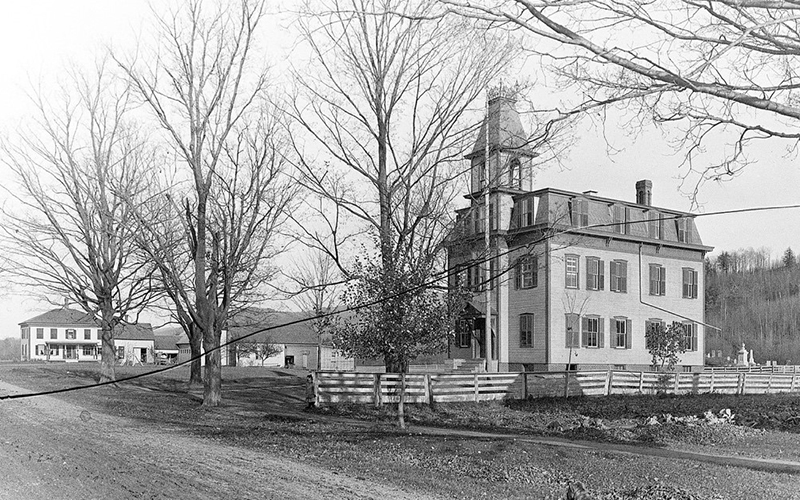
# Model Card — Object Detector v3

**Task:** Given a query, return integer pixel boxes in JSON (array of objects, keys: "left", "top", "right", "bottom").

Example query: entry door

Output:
[{"left": 140, "top": 348, "right": 147, "bottom": 363}]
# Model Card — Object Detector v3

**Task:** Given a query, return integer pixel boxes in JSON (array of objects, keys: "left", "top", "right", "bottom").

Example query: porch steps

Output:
[{"left": 448, "top": 358, "right": 485, "bottom": 373}]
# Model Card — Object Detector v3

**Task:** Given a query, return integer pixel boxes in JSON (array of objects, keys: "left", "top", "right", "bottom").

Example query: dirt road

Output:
[{"left": 0, "top": 381, "right": 434, "bottom": 500}]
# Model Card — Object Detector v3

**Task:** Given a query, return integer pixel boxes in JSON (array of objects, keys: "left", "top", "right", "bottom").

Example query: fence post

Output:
[
  {"left": 710, "top": 372, "right": 715, "bottom": 394},
  {"left": 374, "top": 373, "right": 382, "bottom": 407},
  {"left": 425, "top": 374, "right": 433, "bottom": 405},
  {"left": 638, "top": 371, "right": 644, "bottom": 393},
  {"left": 768, "top": 374, "right": 773, "bottom": 394},
  {"left": 605, "top": 370, "right": 613, "bottom": 396},
  {"left": 523, "top": 372, "right": 528, "bottom": 400},
  {"left": 738, "top": 373, "right": 745, "bottom": 395},
  {"left": 474, "top": 373, "right": 479, "bottom": 402},
  {"left": 673, "top": 373, "right": 679, "bottom": 394},
  {"left": 314, "top": 372, "right": 320, "bottom": 405}
]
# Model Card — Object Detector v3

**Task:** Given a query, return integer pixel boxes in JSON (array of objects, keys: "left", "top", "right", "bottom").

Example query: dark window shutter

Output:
[
  {"left": 620, "top": 262, "right": 627, "bottom": 293},
  {"left": 598, "top": 318, "right": 605, "bottom": 348},
  {"left": 692, "top": 270, "right": 698, "bottom": 299},
  {"left": 659, "top": 267, "right": 666, "bottom": 296},
  {"left": 514, "top": 260, "right": 520, "bottom": 290},
  {"left": 585, "top": 257, "right": 591, "bottom": 289},
  {"left": 565, "top": 314, "right": 573, "bottom": 348},
  {"left": 649, "top": 265, "right": 657, "bottom": 295},
  {"left": 581, "top": 317, "right": 589, "bottom": 347},
  {"left": 598, "top": 260, "right": 605, "bottom": 290},
  {"left": 625, "top": 319, "right": 632, "bottom": 349},
  {"left": 610, "top": 261, "right": 617, "bottom": 291},
  {"left": 532, "top": 257, "right": 538, "bottom": 287},
  {"left": 570, "top": 200, "right": 577, "bottom": 226}
]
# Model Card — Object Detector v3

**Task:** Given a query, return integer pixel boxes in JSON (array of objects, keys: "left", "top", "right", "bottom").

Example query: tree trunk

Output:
[
  {"left": 202, "top": 326, "right": 222, "bottom": 406},
  {"left": 98, "top": 308, "right": 116, "bottom": 383},
  {"left": 188, "top": 324, "right": 203, "bottom": 387},
  {"left": 99, "top": 327, "right": 116, "bottom": 383},
  {"left": 398, "top": 371, "right": 406, "bottom": 430}
]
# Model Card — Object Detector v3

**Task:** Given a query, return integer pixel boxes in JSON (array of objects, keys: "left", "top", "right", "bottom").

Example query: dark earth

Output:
[{"left": 1, "top": 364, "right": 799, "bottom": 499}]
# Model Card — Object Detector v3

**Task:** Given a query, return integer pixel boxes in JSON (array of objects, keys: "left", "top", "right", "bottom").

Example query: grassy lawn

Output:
[{"left": 2, "top": 363, "right": 799, "bottom": 499}]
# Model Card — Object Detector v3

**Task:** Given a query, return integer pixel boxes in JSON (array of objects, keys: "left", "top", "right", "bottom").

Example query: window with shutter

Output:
[
  {"left": 610, "top": 260, "right": 628, "bottom": 293},
  {"left": 516, "top": 256, "right": 538, "bottom": 289},
  {"left": 565, "top": 313, "right": 580, "bottom": 348},
  {"left": 585, "top": 257, "right": 604, "bottom": 291},
  {"left": 682, "top": 268, "right": 698, "bottom": 299},
  {"left": 682, "top": 322, "right": 698, "bottom": 351},
  {"left": 614, "top": 318, "right": 628, "bottom": 348},
  {"left": 613, "top": 205, "right": 627, "bottom": 234},
  {"left": 520, "top": 314, "right": 534, "bottom": 348},
  {"left": 583, "top": 316, "right": 601, "bottom": 347},
  {"left": 565, "top": 255, "right": 579, "bottom": 289},
  {"left": 570, "top": 198, "right": 589, "bottom": 227},
  {"left": 649, "top": 264, "right": 666, "bottom": 296},
  {"left": 676, "top": 217, "right": 691, "bottom": 243},
  {"left": 648, "top": 211, "right": 663, "bottom": 239}
]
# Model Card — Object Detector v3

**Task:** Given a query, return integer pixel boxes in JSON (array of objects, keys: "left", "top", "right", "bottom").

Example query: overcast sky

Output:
[{"left": 0, "top": 1, "right": 796, "bottom": 338}]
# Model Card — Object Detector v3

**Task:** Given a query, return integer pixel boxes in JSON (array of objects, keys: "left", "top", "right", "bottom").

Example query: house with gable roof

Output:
[{"left": 19, "top": 307, "right": 154, "bottom": 363}]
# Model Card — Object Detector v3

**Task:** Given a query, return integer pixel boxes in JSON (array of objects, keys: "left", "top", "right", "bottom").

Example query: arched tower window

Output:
[{"left": 509, "top": 157, "right": 521, "bottom": 188}]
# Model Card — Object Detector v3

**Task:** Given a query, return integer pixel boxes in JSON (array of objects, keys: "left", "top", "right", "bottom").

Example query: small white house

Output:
[{"left": 19, "top": 308, "right": 154, "bottom": 363}]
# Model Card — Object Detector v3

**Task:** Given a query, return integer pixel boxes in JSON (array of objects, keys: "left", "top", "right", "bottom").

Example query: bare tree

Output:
[
  {"left": 445, "top": 0, "right": 800, "bottom": 198},
  {"left": 237, "top": 337, "right": 281, "bottom": 367},
  {"left": 117, "top": 0, "right": 294, "bottom": 406},
  {"left": 287, "top": 0, "right": 519, "bottom": 373},
  {"left": 0, "top": 63, "right": 159, "bottom": 382},
  {"left": 285, "top": 251, "right": 342, "bottom": 369}
]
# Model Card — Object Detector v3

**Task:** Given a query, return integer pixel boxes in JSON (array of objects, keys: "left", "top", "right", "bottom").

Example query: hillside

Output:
[{"left": 705, "top": 248, "right": 800, "bottom": 364}]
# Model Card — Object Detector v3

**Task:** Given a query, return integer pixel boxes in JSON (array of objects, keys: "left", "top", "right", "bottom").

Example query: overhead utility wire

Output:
[{"left": 3, "top": 202, "right": 800, "bottom": 401}]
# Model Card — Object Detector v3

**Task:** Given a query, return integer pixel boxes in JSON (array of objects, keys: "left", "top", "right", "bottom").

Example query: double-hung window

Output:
[
  {"left": 581, "top": 316, "right": 604, "bottom": 348},
  {"left": 516, "top": 256, "right": 538, "bottom": 289},
  {"left": 519, "top": 314, "right": 534, "bottom": 348},
  {"left": 457, "top": 320, "right": 472, "bottom": 348},
  {"left": 66, "top": 329, "right": 76, "bottom": 340},
  {"left": 36, "top": 328, "right": 44, "bottom": 339},
  {"left": 50, "top": 328, "right": 57, "bottom": 340},
  {"left": 649, "top": 264, "right": 666, "bottom": 296},
  {"left": 84, "top": 329, "right": 92, "bottom": 340},
  {"left": 518, "top": 197, "right": 535, "bottom": 227},
  {"left": 610, "top": 260, "right": 628, "bottom": 293},
  {"left": 614, "top": 317, "right": 632, "bottom": 349},
  {"left": 613, "top": 205, "right": 628, "bottom": 234},
  {"left": 676, "top": 217, "right": 691, "bottom": 243},
  {"left": 565, "top": 255, "right": 579, "bottom": 289},
  {"left": 586, "top": 257, "right": 604, "bottom": 291},
  {"left": 682, "top": 322, "right": 698, "bottom": 351},
  {"left": 570, "top": 198, "right": 589, "bottom": 227},
  {"left": 648, "top": 211, "right": 663, "bottom": 240},
  {"left": 682, "top": 268, "right": 698, "bottom": 299}
]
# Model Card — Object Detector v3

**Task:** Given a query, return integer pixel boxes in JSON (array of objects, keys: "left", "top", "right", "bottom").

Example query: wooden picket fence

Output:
[{"left": 314, "top": 370, "right": 800, "bottom": 405}]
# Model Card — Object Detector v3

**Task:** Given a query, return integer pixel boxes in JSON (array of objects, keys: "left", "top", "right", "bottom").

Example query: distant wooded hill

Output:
[{"left": 705, "top": 247, "right": 800, "bottom": 364}]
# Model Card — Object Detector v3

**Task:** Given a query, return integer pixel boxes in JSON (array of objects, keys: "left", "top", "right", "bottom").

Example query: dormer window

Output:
[
  {"left": 518, "top": 197, "right": 535, "bottom": 227},
  {"left": 570, "top": 198, "right": 589, "bottom": 227},
  {"left": 613, "top": 205, "right": 628, "bottom": 234},
  {"left": 676, "top": 217, "right": 691, "bottom": 243},
  {"left": 648, "top": 210, "right": 663, "bottom": 239}
]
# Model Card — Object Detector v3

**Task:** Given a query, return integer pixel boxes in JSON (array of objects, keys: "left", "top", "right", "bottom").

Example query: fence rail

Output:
[
  {"left": 705, "top": 365, "right": 800, "bottom": 373},
  {"left": 314, "top": 370, "right": 800, "bottom": 405}
]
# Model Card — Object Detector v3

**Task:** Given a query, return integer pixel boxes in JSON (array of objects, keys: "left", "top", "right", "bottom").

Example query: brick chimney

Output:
[{"left": 635, "top": 179, "right": 652, "bottom": 206}]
